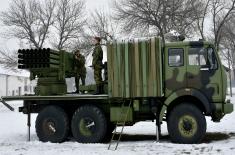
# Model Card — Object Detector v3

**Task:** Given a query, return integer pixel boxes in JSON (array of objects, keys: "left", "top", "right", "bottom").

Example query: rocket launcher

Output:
[{"left": 18, "top": 48, "right": 75, "bottom": 95}]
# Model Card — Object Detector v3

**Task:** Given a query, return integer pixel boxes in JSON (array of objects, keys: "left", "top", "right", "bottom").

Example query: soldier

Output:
[
  {"left": 74, "top": 49, "right": 86, "bottom": 93},
  {"left": 92, "top": 37, "right": 103, "bottom": 94}
]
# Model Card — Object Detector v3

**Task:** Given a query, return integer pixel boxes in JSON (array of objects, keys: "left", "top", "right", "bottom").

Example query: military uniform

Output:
[
  {"left": 92, "top": 44, "right": 103, "bottom": 84},
  {"left": 92, "top": 43, "right": 103, "bottom": 94},
  {"left": 74, "top": 53, "right": 86, "bottom": 93}
]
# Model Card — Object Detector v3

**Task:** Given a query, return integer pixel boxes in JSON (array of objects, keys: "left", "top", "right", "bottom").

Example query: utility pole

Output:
[
  {"left": 228, "top": 49, "right": 232, "bottom": 97},
  {"left": 6, "top": 75, "right": 10, "bottom": 96}
]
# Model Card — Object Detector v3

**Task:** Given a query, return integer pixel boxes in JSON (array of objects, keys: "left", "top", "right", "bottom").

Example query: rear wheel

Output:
[
  {"left": 167, "top": 103, "right": 206, "bottom": 144},
  {"left": 71, "top": 105, "right": 107, "bottom": 143},
  {"left": 35, "top": 106, "right": 69, "bottom": 143}
]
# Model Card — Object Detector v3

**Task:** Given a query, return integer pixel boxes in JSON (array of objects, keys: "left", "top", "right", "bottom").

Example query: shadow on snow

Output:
[{"left": 109, "top": 132, "right": 235, "bottom": 143}]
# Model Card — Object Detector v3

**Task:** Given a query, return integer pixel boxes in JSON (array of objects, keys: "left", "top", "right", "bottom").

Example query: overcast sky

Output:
[{"left": 0, "top": 0, "right": 111, "bottom": 51}]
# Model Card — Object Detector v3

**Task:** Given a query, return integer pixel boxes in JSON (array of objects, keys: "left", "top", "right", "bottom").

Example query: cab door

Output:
[
  {"left": 165, "top": 46, "right": 187, "bottom": 97},
  {"left": 186, "top": 45, "right": 222, "bottom": 102}
]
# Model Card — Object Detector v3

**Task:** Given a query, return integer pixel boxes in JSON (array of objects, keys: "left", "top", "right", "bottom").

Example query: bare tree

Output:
[
  {"left": 1, "top": 0, "right": 85, "bottom": 51},
  {"left": 70, "top": 37, "right": 93, "bottom": 56},
  {"left": 1, "top": 0, "right": 56, "bottom": 49},
  {"left": 35, "top": 0, "right": 56, "bottom": 48},
  {"left": 0, "top": 50, "right": 18, "bottom": 70},
  {"left": 193, "top": 0, "right": 211, "bottom": 40},
  {"left": 220, "top": 19, "right": 235, "bottom": 96},
  {"left": 88, "top": 9, "right": 117, "bottom": 41},
  {"left": 70, "top": 9, "right": 118, "bottom": 57},
  {"left": 113, "top": 0, "right": 203, "bottom": 44},
  {"left": 52, "top": 0, "right": 86, "bottom": 50},
  {"left": 0, "top": 0, "right": 87, "bottom": 69},
  {"left": 211, "top": 0, "right": 235, "bottom": 51}
]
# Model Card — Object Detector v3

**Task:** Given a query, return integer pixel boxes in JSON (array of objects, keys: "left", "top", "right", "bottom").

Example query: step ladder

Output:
[{"left": 108, "top": 100, "right": 132, "bottom": 150}]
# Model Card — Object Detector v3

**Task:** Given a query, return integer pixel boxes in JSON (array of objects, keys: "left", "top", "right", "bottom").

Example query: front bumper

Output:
[
  {"left": 212, "top": 100, "right": 233, "bottom": 122},
  {"left": 214, "top": 100, "right": 233, "bottom": 114},
  {"left": 223, "top": 100, "right": 233, "bottom": 114}
]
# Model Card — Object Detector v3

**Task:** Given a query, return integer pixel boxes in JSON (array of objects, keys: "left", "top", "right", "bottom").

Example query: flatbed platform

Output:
[{"left": 1, "top": 94, "right": 109, "bottom": 101}]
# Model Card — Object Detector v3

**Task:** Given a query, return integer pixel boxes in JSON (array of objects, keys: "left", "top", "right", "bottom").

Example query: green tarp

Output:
[{"left": 107, "top": 37, "right": 163, "bottom": 98}]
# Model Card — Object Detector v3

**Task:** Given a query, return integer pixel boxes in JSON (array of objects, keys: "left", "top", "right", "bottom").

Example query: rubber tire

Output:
[
  {"left": 167, "top": 103, "right": 206, "bottom": 144},
  {"left": 35, "top": 106, "right": 69, "bottom": 143},
  {"left": 71, "top": 105, "right": 107, "bottom": 143}
]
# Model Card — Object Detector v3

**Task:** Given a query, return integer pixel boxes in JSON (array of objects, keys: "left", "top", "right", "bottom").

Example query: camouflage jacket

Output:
[
  {"left": 74, "top": 54, "right": 86, "bottom": 76},
  {"left": 92, "top": 44, "right": 103, "bottom": 68}
]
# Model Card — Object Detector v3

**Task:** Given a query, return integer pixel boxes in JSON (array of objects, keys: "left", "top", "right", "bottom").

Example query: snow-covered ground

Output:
[{"left": 0, "top": 97, "right": 234, "bottom": 155}]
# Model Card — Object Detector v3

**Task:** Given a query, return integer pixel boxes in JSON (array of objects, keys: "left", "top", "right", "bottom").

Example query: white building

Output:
[{"left": 0, "top": 67, "right": 35, "bottom": 97}]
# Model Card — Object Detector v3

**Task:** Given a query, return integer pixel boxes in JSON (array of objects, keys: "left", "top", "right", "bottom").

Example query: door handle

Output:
[{"left": 200, "top": 68, "right": 209, "bottom": 71}]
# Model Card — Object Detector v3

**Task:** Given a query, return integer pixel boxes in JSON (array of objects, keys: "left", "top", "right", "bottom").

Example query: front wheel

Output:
[{"left": 167, "top": 103, "right": 206, "bottom": 144}]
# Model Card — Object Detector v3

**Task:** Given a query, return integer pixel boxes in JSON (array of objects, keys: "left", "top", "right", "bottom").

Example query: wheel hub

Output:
[
  {"left": 178, "top": 115, "right": 197, "bottom": 138},
  {"left": 43, "top": 119, "right": 56, "bottom": 135},
  {"left": 183, "top": 120, "right": 193, "bottom": 131},
  {"left": 79, "top": 117, "right": 96, "bottom": 136}
]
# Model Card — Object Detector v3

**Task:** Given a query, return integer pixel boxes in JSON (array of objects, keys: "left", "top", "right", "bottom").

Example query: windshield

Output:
[{"left": 188, "top": 47, "right": 217, "bottom": 69}]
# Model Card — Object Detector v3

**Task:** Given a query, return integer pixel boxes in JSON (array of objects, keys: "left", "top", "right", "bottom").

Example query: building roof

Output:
[{"left": 0, "top": 66, "right": 30, "bottom": 77}]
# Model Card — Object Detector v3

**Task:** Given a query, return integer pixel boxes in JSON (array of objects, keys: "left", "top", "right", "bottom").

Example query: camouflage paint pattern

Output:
[
  {"left": 160, "top": 41, "right": 231, "bottom": 122},
  {"left": 74, "top": 54, "right": 86, "bottom": 78},
  {"left": 92, "top": 44, "right": 103, "bottom": 85},
  {"left": 94, "top": 67, "right": 102, "bottom": 85},
  {"left": 74, "top": 54, "right": 86, "bottom": 91},
  {"left": 164, "top": 41, "right": 224, "bottom": 101}
]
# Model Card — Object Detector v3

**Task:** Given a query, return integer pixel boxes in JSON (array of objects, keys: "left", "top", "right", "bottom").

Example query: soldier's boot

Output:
[
  {"left": 93, "top": 85, "right": 101, "bottom": 95},
  {"left": 99, "top": 84, "right": 104, "bottom": 94},
  {"left": 75, "top": 85, "right": 80, "bottom": 94},
  {"left": 81, "top": 80, "right": 86, "bottom": 94}
]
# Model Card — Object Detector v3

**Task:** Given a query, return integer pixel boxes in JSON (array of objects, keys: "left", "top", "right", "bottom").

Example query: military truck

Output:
[{"left": 0, "top": 37, "right": 233, "bottom": 144}]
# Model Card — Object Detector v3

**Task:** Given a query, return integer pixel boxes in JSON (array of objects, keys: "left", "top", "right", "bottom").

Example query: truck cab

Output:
[{"left": 164, "top": 41, "right": 233, "bottom": 122}]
